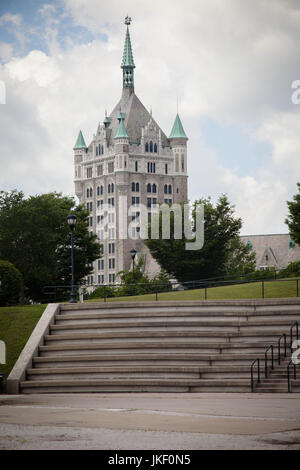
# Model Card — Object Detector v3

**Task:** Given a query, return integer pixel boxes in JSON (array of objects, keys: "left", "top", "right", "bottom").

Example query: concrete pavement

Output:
[{"left": 0, "top": 393, "right": 300, "bottom": 449}]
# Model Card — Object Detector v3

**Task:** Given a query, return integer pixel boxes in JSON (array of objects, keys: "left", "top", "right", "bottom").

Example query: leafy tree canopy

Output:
[
  {"left": 0, "top": 190, "right": 101, "bottom": 301},
  {"left": 145, "top": 195, "right": 255, "bottom": 282},
  {"left": 286, "top": 182, "right": 300, "bottom": 246}
]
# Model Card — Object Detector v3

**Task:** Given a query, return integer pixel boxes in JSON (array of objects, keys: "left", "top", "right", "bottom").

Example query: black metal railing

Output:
[
  {"left": 251, "top": 320, "right": 300, "bottom": 392},
  {"left": 278, "top": 333, "right": 287, "bottom": 365},
  {"left": 43, "top": 276, "right": 300, "bottom": 304},
  {"left": 251, "top": 358, "right": 261, "bottom": 392},
  {"left": 264, "top": 345, "right": 274, "bottom": 378},
  {"left": 287, "top": 360, "right": 297, "bottom": 393}
]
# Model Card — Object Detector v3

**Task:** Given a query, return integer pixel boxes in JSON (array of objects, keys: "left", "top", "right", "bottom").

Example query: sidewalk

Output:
[{"left": 0, "top": 393, "right": 300, "bottom": 449}]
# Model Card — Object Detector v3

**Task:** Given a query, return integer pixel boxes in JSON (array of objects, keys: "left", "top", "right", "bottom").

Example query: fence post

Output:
[
  {"left": 262, "top": 280, "right": 264, "bottom": 299},
  {"left": 104, "top": 284, "right": 106, "bottom": 303}
]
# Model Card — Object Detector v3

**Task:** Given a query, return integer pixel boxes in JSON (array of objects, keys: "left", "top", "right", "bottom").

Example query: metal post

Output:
[
  {"left": 262, "top": 280, "right": 264, "bottom": 299},
  {"left": 69, "top": 229, "right": 77, "bottom": 303}
]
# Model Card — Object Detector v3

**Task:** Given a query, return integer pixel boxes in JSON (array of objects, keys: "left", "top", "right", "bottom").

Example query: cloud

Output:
[{"left": 0, "top": 0, "right": 299, "bottom": 235}]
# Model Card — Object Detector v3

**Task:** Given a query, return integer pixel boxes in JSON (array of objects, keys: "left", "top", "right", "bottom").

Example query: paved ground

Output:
[{"left": 0, "top": 393, "right": 300, "bottom": 450}]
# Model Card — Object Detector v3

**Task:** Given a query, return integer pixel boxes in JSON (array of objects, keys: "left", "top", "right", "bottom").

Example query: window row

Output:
[
  {"left": 96, "top": 144, "right": 104, "bottom": 156},
  {"left": 97, "top": 273, "right": 116, "bottom": 284},
  {"left": 145, "top": 141, "right": 158, "bottom": 153},
  {"left": 131, "top": 182, "right": 140, "bottom": 192}
]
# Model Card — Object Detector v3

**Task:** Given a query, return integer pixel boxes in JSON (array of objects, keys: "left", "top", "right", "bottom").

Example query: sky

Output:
[{"left": 0, "top": 0, "right": 299, "bottom": 235}]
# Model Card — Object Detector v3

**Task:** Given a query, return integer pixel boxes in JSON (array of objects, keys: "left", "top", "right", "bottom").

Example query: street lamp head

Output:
[
  {"left": 130, "top": 248, "right": 137, "bottom": 260},
  {"left": 67, "top": 214, "right": 77, "bottom": 230}
]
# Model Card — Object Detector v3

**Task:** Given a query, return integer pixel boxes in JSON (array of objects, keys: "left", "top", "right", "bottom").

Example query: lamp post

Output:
[
  {"left": 130, "top": 248, "right": 137, "bottom": 283},
  {"left": 67, "top": 214, "right": 77, "bottom": 303}
]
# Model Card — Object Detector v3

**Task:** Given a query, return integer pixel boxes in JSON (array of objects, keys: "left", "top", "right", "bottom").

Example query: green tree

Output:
[
  {"left": 0, "top": 260, "right": 23, "bottom": 306},
  {"left": 0, "top": 190, "right": 101, "bottom": 301},
  {"left": 145, "top": 195, "right": 255, "bottom": 282},
  {"left": 286, "top": 182, "right": 300, "bottom": 246}
]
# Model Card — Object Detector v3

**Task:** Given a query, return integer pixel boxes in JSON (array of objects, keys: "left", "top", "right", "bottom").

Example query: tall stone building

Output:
[{"left": 73, "top": 17, "right": 188, "bottom": 285}]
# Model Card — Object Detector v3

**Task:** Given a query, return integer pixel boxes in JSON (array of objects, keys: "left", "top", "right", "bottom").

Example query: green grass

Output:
[
  {"left": 0, "top": 304, "right": 46, "bottom": 379},
  {"left": 87, "top": 279, "right": 300, "bottom": 303}
]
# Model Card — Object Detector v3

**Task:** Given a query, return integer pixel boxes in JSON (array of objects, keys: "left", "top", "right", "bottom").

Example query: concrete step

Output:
[
  {"left": 26, "top": 365, "right": 252, "bottom": 381},
  {"left": 20, "top": 377, "right": 252, "bottom": 394},
  {"left": 33, "top": 353, "right": 262, "bottom": 368},
  {"left": 50, "top": 319, "right": 297, "bottom": 333},
  {"left": 39, "top": 341, "right": 280, "bottom": 356}
]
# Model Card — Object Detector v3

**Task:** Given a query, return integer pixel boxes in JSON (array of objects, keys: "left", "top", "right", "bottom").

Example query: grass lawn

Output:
[
  {"left": 0, "top": 304, "right": 46, "bottom": 379},
  {"left": 88, "top": 278, "right": 300, "bottom": 303}
]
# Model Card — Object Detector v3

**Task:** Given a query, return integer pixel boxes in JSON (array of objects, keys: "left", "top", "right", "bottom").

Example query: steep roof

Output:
[
  {"left": 121, "top": 26, "right": 135, "bottom": 68},
  {"left": 105, "top": 91, "right": 170, "bottom": 147},
  {"left": 73, "top": 130, "right": 87, "bottom": 149},
  {"left": 114, "top": 116, "right": 129, "bottom": 139},
  {"left": 169, "top": 114, "right": 188, "bottom": 139}
]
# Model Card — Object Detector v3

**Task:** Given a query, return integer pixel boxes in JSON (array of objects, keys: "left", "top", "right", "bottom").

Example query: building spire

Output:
[{"left": 121, "top": 16, "right": 135, "bottom": 91}]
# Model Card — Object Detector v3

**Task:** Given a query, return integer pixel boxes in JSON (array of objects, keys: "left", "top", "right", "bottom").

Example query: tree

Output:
[
  {"left": 145, "top": 195, "right": 255, "bottom": 282},
  {"left": 0, "top": 260, "right": 23, "bottom": 306},
  {"left": 0, "top": 190, "right": 101, "bottom": 301},
  {"left": 286, "top": 182, "right": 300, "bottom": 246}
]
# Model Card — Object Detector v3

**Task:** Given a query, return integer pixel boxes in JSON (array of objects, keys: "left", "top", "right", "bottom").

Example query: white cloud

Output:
[{"left": 0, "top": 0, "right": 300, "bottom": 235}]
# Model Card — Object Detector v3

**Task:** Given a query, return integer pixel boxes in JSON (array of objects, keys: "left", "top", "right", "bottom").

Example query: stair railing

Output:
[
  {"left": 251, "top": 358, "right": 261, "bottom": 392},
  {"left": 287, "top": 360, "right": 297, "bottom": 393},
  {"left": 264, "top": 344, "right": 274, "bottom": 378},
  {"left": 278, "top": 333, "right": 287, "bottom": 365}
]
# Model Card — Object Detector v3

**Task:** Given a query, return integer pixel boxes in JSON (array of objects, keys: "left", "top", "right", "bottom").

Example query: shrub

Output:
[{"left": 0, "top": 260, "right": 23, "bottom": 306}]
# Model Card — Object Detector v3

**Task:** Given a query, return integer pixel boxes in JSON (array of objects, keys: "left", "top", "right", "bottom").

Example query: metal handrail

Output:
[
  {"left": 251, "top": 358, "right": 261, "bottom": 392},
  {"left": 287, "top": 360, "right": 297, "bottom": 393},
  {"left": 278, "top": 333, "right": 287, "bottom": 365},
  {"left": 264, "top": 344, "right": 274, "bottom": 378},
  {"left": 290, "top": 322, "right": 299, "bottom": 352},
  {"left": 43, "top": 276, "right": 300, "bottom": 303}
]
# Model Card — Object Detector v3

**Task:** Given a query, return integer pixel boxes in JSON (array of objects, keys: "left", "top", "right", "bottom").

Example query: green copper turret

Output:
[{"left": 121, "top": 16, "right": 135, "bottom": 90}]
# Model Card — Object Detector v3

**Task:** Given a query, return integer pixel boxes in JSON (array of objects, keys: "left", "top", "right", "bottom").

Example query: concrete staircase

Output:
[{"left": 19, "top": 300, "right": 300, "bottom": 393}]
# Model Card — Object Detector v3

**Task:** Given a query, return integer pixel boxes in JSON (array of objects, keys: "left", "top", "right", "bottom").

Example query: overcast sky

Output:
[{"left": 0, "top": 0, "right": 299, "bottom": 235}]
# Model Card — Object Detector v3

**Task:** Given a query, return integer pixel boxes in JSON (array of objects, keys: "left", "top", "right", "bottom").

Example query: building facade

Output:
[
  {"left": 73, "top": 17, "right": 188, "bottom": 285},
  {"left": 241, "top": 234, "right": 300, "bottom": 270}
]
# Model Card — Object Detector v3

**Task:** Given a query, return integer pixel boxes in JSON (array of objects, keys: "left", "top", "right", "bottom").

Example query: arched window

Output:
[
  {"left": 164, "top": 184, "right": 168, "bottom": 194},
  {"left": 132, "top": 182, "right": 135, "bottom": 192},
  {"left": 135, "top": 161, "right": 138, "bottom": 172},
  {"left": 97, "top": 186, "right": 100, "bottom": 196},
  {"left": 181, "top": 154, "right": 184, "bottom": 171},
  {"left": 90, "top": 188, "right": 93, "bottom": 197},
  {"left": 168, "top": 185, "right": 172, "bottom": 194},
  {"left": 102, "top": 145, "right": 104, "bottom": 154},
  {"left": 96, "top": 146, "right": 98, "bottom": 156},
  {"left": 136, "top": 182, "right": 139, "bottom": 192},
  {"left": 154, "top": 143, "right": 157, "bottom": 153},
  {"left": 152, "top": 183, "right": 157, "bottom": 193},
  {"left": 145, "top": 142, "right": 149, "bottom": 152},
  {"left": 98, "top": 144, "right": 101, "bottom": 155},
  {"left": 87, "top": 188, "right": 90, "bottom": 198},
  {"left": 147, "top": 183, "right": 151, "bottom": 193},
  {"left": 150, "top": 141, "right": 153, "bottom": 152},
  {"left": 108, "top": 184, "right": 111, "bottom": 194},
  {"left": 100, "top": 185, "right": 103, "bottom": 195},
  {"left": 111, "top": 183, "right": 114, "bottom": 193}
]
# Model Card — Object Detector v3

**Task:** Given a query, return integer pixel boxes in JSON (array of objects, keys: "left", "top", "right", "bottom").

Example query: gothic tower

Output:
[{"left": 73, "top": 17, "right": 188, "bottom": 284}]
